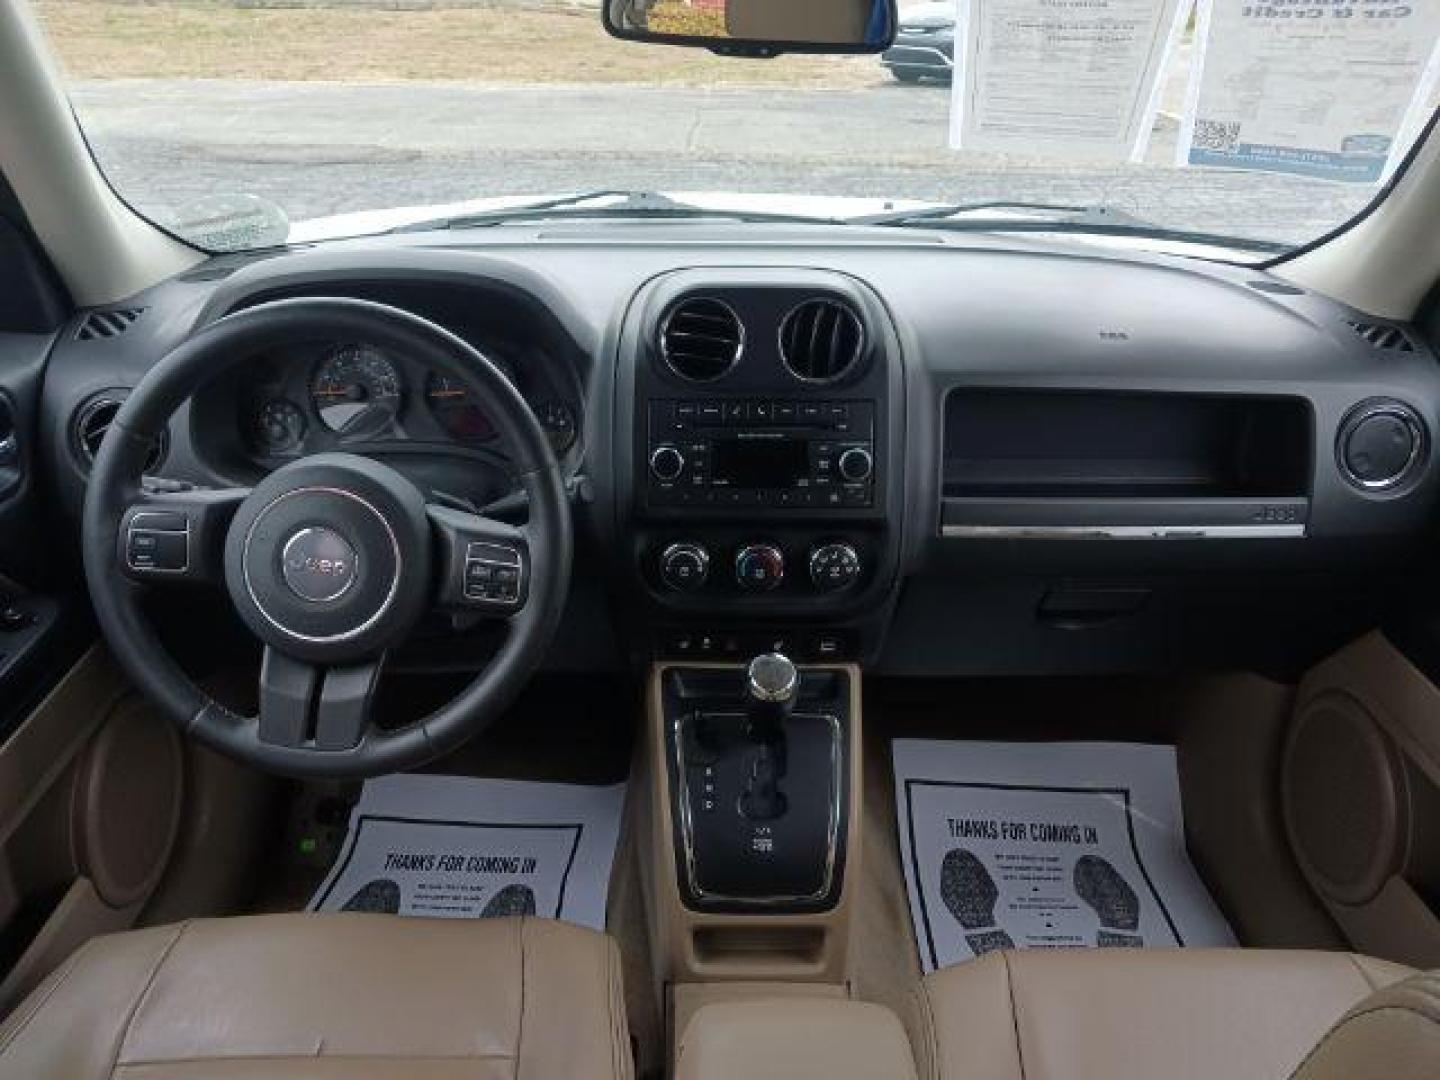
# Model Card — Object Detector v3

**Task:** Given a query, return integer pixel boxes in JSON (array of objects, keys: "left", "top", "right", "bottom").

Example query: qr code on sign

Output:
[{"left": 1193, "top": 119, "right": 1241, "bottom": 153}]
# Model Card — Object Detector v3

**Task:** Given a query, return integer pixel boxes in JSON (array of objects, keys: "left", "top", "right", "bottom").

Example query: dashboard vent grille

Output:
[
  {"left": 76, "top": 308, "right": 145, "bottom": 341},
  {"left": 1346, "top": 319, "right": 1414, "bottom": 353},
  {"left": 779, "top": 298, "right": 865, "bottom": 383},
  {"left": 660, "top": 297, "right": 743, "bottom": 381},
  {"left": 74, "top": 395, "right": 167, "bottom": 472}
]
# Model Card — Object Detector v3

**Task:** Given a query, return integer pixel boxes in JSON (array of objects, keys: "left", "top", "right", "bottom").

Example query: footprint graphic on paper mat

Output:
[
  {"left": 940, "top": 848, "right": 1014, "bottom": 956},
  {"left": 1073, "top": 855, "right": 1143, "bottom": 947},
  {"left": 341, "top": 878, "right": 401, "bottom": 914},
  {"left": 482, "top": 884, "right": 537, "bottom": 918}
]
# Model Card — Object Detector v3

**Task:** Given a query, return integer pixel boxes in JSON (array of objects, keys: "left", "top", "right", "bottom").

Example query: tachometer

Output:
[
  {"left": 250, "top": 398, "right": 306, "bottom": 454},
  {"left": 425, "top": 372, "right": 497, "bottom": 443},
  {"left": 311, "top": 345, "right": 402, "bottom": 437}
]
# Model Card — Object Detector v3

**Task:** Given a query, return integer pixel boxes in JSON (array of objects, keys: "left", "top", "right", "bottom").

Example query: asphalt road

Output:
[{"left": 71, "top": 79, "right": 1379, "bottom": 246}]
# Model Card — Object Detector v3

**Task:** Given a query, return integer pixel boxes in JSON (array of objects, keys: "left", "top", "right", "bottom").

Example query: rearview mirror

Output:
[{"left": 603, "top": 0, "right": 896, "bottom": 57}]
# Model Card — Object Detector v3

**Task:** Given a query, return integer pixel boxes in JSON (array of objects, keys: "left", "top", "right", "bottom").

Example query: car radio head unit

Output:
[{"left": 646, "top": 398, "right": 876, "bottom": 510}]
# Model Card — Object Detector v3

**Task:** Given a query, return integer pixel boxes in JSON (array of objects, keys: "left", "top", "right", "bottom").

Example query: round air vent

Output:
[
  {"left": 1336, "top": 398, "right": 1426, "bottom": 492},
  {"left": 659, "top": 297, "right": 744, "bottom": 382},
  {"left": 74, "top": 394, "right": 167, "bottom": 473},
  {"left": 779, "top": 298, "right": 865, "bottom": 384}
]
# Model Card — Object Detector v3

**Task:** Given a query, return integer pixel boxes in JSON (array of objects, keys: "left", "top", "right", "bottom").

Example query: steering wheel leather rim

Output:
[{"left": 81, "top": 296, "right": 573, "bottom": 778}]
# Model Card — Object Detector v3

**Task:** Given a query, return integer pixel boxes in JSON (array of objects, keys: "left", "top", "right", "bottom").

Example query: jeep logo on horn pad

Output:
[{"left": 281, "top": 526, "right": 358, "bottom": 603}]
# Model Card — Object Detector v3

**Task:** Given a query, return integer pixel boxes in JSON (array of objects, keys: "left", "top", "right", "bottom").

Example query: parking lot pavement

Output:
[{"left": 71, "top": 79, "right": 1376, "bottom": 245}]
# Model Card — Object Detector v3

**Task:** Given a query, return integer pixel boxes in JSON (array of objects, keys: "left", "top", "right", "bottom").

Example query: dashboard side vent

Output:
[
  {"left": 1346, "top": 319, "right": 1414, "bottom": 353},
  {"left": 779, "top": 298, "right": 865, "bottom": 383},
  {"left": 74, "top": 394, "right": 167, "bottom": 472},
  {"left": 76, "top": 308, "right": 145, "bottom": 341},
  {"left": 659, "top": 297, "right": 744, "bottom": 381}
]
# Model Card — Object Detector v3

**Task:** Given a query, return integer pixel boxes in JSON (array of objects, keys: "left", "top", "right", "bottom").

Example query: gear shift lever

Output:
[{"left": 740, "top": 653, "right": 796, "bottom": 820}]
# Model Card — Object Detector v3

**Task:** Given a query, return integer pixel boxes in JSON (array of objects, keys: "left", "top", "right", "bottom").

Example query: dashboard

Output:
[{"left": 28, "top": 223, "right": 1440, "bottom": 679}]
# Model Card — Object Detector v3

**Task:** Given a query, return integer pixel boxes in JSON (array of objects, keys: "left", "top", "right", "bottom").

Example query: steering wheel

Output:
[{"left": 81, "top": 297, "right": 573, "bottom": 778}]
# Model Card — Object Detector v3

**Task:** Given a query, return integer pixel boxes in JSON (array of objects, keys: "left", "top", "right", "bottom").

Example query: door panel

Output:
[{"left": 1284, "top": 631, "right": 1440, "bottom": 969}]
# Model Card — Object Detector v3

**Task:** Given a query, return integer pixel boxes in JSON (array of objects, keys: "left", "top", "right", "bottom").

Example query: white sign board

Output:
[
  {"left": 311, "top": 775, "right": 624, "bottom": 930},
  {"left": 894, "top": 740, "right": 1235, "bottom": 972},
  {"left": 951, "top": 0, "right": 1189, "bottom": 160},
  {"left": 1181, "top": 0, "right": 1440, "bottom": 183}
]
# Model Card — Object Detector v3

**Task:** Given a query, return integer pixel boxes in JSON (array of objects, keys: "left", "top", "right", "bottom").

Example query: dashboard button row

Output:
[
  {"left": 651, "top": 484, "right": 871, "bottom": 508},
  {"left": 661, "top": 629, "right": 851, "bottom": 661},
  {"left": 657, "top": 400, "right": 867, "bottom": 434}
]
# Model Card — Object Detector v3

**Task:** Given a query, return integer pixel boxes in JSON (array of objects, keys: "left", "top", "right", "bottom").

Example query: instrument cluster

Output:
[{"left": 239, "top": 339, "right": 579, "bottom": 462}]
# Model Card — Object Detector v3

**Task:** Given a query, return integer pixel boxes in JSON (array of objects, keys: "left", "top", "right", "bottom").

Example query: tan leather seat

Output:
[
  {"left": 0, "top": 913, "right": 633, "bottom": 1079},
  {"left": 916, "top": 948, "right": 1415, "bottom": 1080},
  {"left": 1292, "top": 970, "right": 1440, "bottom": 1080}
]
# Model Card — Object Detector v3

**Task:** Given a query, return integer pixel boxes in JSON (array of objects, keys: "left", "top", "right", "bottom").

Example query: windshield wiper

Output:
[
  {"left": 850, "top": 201, "right": 1289, "bottom": 254},
  {"left": 391, "top": 190, "right": 845, "bottom": 233}
]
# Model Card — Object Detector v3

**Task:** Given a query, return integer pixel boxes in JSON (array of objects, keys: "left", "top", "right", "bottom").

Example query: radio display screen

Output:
[{"left": 712, "top": 438, "right": 809, "bottom": 488}]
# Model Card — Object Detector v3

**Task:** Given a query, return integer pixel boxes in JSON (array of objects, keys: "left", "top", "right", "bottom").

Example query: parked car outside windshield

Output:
[
  {"left": 28, "top": 0, "right": 1439, "bottom": 256},
  {"left": 882, "top": 2, "right": 954, "bottom": 84}
]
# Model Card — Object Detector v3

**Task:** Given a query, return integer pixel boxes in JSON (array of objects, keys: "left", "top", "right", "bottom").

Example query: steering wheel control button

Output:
[
  {"left": 280, "top": 527, "right": 358, "bottom": 603},
  {"left": 649, "top": 443, "right": 686, "bottom": 482},
  {"left": 125, "top": 511, "right": 191, "bottom": 573},
  {"left": 809, "top": 542, "right": 861, "bottom": 592},
  {"left": 660, "top": 542, "right": 710, "bottom": 592},
  {"left": 735, "top": 543, "right": 785, "bottom": 592},
  {"left": 463, "top": 541, "right": 524, "bottom": 606}
]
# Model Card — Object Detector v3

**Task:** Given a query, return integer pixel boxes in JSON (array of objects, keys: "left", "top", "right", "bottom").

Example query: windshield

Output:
[{"left": 31, "top": 0, "right": 1440, "bottom": 257}]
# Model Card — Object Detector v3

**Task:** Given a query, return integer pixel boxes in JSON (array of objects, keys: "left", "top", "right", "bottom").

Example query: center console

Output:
[
  {"left": 643, "top": 656, "right": 863, "bottom": 988},
  {"left": 617, "top": 268, "right": 907, "bottom": 664}
]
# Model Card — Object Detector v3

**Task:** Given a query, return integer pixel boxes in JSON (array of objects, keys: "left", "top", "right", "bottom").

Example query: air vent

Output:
[
  {"left": 1346, "top": 319, "right": 1414, "bottom": 353},
  {"left": 74, "top": 395, "right": 166, "bottom": 473},
  {"left": 76, "top": 308, "right": 145, "bottom": 341},
  {"left": 659, "top": 297, "right": 744, "bottom": 381},
  {"left": 779, "top": 298, "right": 865, "bottom": 384}
]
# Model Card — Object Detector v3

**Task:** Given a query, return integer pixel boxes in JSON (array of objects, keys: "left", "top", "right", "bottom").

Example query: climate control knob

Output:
[
  {"left": 837, "top": 446, "right": 874, "bottom": 483},
  {"left": 735, "top": 544, "right": 785, "bottom": 592},
  {"left": 649, "top": 444, "right": 686, "bottom": 482},
  {"left": 659, "top": 542, "right": 710, "bottom": 592},
  {"left": 809, "top": 542, "right": 861, "bottom": 592}
]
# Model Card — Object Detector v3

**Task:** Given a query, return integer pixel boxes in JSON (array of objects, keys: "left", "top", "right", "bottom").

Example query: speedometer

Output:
[{"left": 310, "top": 345, "right": 402, "bottom": 437}]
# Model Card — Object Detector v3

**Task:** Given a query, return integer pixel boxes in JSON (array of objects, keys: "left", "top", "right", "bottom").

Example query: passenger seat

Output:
[{"left": 915, "top": 948, "right": 1416, "bottom": 1080}]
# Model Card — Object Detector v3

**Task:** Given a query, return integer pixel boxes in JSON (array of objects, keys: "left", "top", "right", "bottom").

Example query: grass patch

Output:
[{"left": 34, "top": 0, "right": 882, "bottom": 86}]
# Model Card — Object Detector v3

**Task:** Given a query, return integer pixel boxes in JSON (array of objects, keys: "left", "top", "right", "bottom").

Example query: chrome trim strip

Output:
[
  {"left": 941, "top": 523, "right": 1306, "bottom": 539},
  {"left": 673, "top": 709, "right": 842, "bottom": 907}
]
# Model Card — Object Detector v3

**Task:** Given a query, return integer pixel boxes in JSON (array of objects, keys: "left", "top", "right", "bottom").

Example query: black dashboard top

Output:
[{"left": 28, "top": 221, "right": 1440, "bottom": 677}]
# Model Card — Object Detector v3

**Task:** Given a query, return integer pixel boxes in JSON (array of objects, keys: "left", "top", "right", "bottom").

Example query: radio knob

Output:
[
  {"left": 660, "top": 542, "right": 710, "bottom": 592},
  {"left": 735, "top": 544, "right": 785, "bottom": 592},
  {"left": 837, "top": 446, "right": 874, "bottom": 483},
  {"left": 649, "top": 444, "right": 686, "bottom": 482},
  {"left": 809, "top": 542, "right": 861, "bottom": 592}
]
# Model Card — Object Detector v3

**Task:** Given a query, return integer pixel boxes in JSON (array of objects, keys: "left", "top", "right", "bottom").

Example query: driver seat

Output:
[{"left": 0, "top": 913, "right": 633, "bottom": 1079}]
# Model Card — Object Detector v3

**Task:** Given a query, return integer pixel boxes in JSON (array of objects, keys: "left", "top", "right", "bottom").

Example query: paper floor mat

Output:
[
  {"left": 893, "top": 740, "right": 1234, "bottom": 972},
  {"left": 309, "top": 774, "right": 624, "bottom": 930}
]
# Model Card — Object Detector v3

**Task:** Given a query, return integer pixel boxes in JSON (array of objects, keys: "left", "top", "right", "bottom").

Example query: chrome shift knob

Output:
[{"left": 746, "top": 652, "right": 798, "bottom": 705}]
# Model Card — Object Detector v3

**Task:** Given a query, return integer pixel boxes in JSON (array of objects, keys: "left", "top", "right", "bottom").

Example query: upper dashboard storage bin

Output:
[
  {"left": 940, "top": 389, "right": 1313, "bottom": 539},
  {"left": 944, "top": 389, "right": 1312, "bottom": 500}
]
